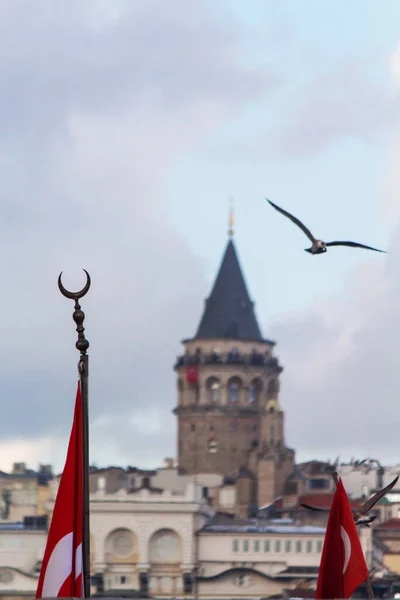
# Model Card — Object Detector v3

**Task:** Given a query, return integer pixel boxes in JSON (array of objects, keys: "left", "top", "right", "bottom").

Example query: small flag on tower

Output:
[
  {"left": 36, "top": 382, "right": 84, "bottom": 598},
  {"left": 315, "top": 478, "right": 369, "bottom": 599},
  {"left": 186, "top": 365, "right": 198, "bottom": 384}
]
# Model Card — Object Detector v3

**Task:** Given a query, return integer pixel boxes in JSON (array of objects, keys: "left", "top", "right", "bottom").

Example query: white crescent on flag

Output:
[
  {"left": 41, "top": 532, "right": 73, "bottom": 597},
  {"left": 340, "top": 525, "right": 351, "bottom": 574},
  {"left": 41, "top": 533, "right": 82, "bottom": 598}
]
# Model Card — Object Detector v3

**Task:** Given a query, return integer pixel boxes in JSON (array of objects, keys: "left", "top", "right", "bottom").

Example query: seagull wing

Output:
[
  {"left": 325, "top": 241, "right": 386, "bottom": 253},
  {"left": 300, "top": 503, "right": 329, "bottom": 513},
  {"left": 361, "top": 475, "right": 399, "bottom": 514},
  {"left": 266, "top": 199, "right": 316, "bottom": 243}
]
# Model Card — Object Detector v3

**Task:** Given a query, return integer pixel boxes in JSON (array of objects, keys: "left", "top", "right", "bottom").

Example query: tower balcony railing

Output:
[{"left": 174, "top": 350, "right": 282, "bottom": 371}]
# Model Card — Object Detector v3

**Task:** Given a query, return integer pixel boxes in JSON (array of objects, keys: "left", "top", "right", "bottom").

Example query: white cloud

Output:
[
  {"left": 269, "top": 40, "right": 400, "bottom": 461},
  {"left": 0, "top": 0, "right": 278, "bottom": 471}
]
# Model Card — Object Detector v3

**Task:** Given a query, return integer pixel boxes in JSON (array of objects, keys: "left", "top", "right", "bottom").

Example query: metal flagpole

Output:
[{"left": 58, "top": 269, "right": 91, "bottom": 598}]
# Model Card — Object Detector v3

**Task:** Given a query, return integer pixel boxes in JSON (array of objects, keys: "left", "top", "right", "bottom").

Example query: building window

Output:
[
  {"left": 306, "top": 540, "right": 312, "bottom": 553},
  {"left": 316, "top": 540, "right": 322, "bottom": 553},
  {"left": 120, "top": 576, "right": 126, "bottom": 585},
  {"left": 236, "top": 574, "right": 251, "bottom": 587},
  {"left": 254, "top": 540, "right": 260, "bottom": 552},
  {"left": 296, "top": 540, "right": 302, "bottom": 553},
  {"left": 270, "top": 425, "right": 275, "bottom": 441},
  {"left": 275, "top": 540, "right": 281, "bottom": 553},
  {"left": 113, "top": 532, "right": 134, "bottom": 557},
  {"left": 252, "top": 424, "right": 257, "bottom": 432},
  {"left": 233, "top": 540, "right": 239, "bottom": 552},
  {"left": 228, "top": 379, "right": 240, "bottom": 403},
  {"left": 285, "top": 540, "right": 292, "bottom": 553},
  {"left": 307, "top": 478, "right": 329, "bottom": 490},
  {"left": 190, "top": 424, "right": 196, "bottom": 432},
  {"left": 207, "top": 439, "right": 219, "bottom": 454},
  {"left": 211, "top": 382, "right": 220, "bottom": 402},
  {"left": 249, "top": 378, "right": 262, "bottom": 404},
  {"left": 248, "top": 384, "right": 256, "bottom": 403},
  {"left": 264, "top": 539, "right": 270, "bottom": 552},
  {"left": 210, "top": 425, "right": 215, "bottom": 431},
  {"left": 207, "top": 378, "right": 221, "bottom": 403},
  {"left": 243, "top": 540, "right": 249, "bottom": 552}
]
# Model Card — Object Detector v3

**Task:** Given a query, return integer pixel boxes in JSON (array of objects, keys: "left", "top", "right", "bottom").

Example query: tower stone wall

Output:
[{"left": 174, "top": 338, "right": 277, "bottom": 475}]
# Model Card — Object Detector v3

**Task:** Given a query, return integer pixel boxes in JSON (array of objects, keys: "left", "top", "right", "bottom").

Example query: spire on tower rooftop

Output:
[{"left": 194, "top": 235, "right": 267, "bottom": 342}]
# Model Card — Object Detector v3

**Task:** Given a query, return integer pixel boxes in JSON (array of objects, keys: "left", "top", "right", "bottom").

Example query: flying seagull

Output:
[
  {"left": 266, "top": 199, "right": 386, "bottom": 255},
  {"left": 301, "top": 474, "right": 399, "bottom": 527}
]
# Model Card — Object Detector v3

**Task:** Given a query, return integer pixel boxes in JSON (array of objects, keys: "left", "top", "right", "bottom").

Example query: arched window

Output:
[
  {"left": 105, "top": 528, "right": 137, "bottom": 562},
  {"left": 206, "top": 378, "right": 221, "bottom": 403},
  {"left": 248, "top": 378, "right": 262, "bottom": 404},
  {"left": 248, "top": 384, "right": 256, "bottom": 404},
  {"left": 228, "top": 377, "right": 242, "bottom": 403},
  {"left": 229, "top": 382, "right": 239, "bottom": 403}
]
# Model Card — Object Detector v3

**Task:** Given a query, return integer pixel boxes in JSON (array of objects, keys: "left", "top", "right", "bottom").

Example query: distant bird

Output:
[
  {"left": 301, "top": 474, "right": 399, "bottom": 527},
  {"left": 266, "top": 199, "right": 386, "bottom": 255}
]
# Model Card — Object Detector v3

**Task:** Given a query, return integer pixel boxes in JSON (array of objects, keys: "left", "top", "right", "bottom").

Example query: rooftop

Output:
[
  {"left": 375, "top": 518, "right": 400, "bottom": 530},
  {"left": 201, "top": 517, "right": 325, "bottom": 535},
  {"left": 192, "top": 239, "right": 270, "bottom": 343}
]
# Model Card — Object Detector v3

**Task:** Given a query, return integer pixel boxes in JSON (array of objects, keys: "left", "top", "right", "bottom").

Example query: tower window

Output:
[
  {"left": 207, "top": 378, "right": 221, "bottom": 403},
  {"left": 248, "top": 384, "right": 256, "bottom": 403},
  {"left": 229, "top": 382, "right": 239, "bottom": 403},
  {"left": 209, "top": 425, "right": 215, "bottom": 431},
  {"left": 248, "top": 378, "right": 262, "bottom": 404},
  {"left": 251, "top": 439, "right": 259, "bottom": 449},
  {"left": 208, "top": 439, "right": 219, "bottom": 454},
  {"left": 228, "top": 377, "right": 242, "bottom": 403},
  {"left": 190, "top": 424, "right": 196, "bottom": 432}
]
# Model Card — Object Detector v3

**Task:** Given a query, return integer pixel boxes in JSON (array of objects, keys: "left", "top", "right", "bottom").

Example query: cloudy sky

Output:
[{"left": 0, "top": 0, "right": 399, "bottom": 472}]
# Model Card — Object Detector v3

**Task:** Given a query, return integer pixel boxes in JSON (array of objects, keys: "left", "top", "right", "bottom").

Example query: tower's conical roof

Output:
[{"left": 194, "top": 239, "right": 267, "bottom": 342}]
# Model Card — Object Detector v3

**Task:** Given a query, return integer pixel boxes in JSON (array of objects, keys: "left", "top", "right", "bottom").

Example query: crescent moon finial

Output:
[
  {"left": 58, "top": 269, "right": 91, "bottom": 356},
  {"left": 58, "top": 269, "right": 91, "bottom": 300}
]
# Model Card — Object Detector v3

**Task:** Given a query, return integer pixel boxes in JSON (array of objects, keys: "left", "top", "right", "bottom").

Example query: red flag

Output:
[
  {"left": 315, "top": 478, "right": 369, "bottom": 599},
  {"left": 186, "top": 365, "right": 198, "bottom": 384},
  {"left": 36, "top": 382, "right": 84, "bottom": 598}
]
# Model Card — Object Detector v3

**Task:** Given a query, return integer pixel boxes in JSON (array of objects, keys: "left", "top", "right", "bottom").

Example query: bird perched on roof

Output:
[
  {"left": 266, "top": 199, "right": 386, "bottom": 255},
  {"left": 301, "top": 473, "right": 399, "bottom": 527}
]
